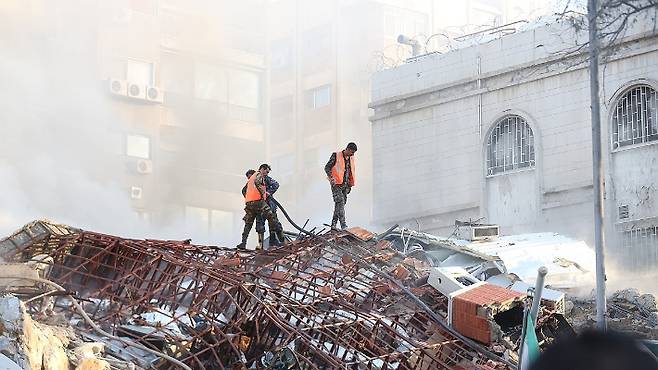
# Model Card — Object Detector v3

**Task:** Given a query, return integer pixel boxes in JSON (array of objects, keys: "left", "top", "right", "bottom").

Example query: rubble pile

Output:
[
  {"left": 0, "top": 283, "right": 126, "bottom": 370},
  {"left": 0, "top": 220, "right": 594, "bottom": 369},
  {"left": 0, "top": 221, "right": 522, "bottom": 369},
  {"left": 567, "top": 288, "right": 658, "bottom": 338}
]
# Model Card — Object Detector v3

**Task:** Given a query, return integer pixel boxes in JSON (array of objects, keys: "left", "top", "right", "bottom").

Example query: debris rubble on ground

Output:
[
  {"left": 0, "top": 220, "right": 653, "bottom": 369},
  {"left": 567, "top": 288, "right": 658, "bottom": 338}
]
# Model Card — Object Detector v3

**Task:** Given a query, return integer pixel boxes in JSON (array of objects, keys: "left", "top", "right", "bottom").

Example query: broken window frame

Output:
[
  {"left": 486, "top": 115, "right": 535, "bottom": 176},
  {"left": 611, "top": 84, "right": 658, "bottom": 150}
]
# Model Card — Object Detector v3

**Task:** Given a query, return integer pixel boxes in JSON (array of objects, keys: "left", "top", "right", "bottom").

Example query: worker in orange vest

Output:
[
  {"left": 237, "top": 164, "right": 285, "bottom": 250},
  {"left": 324, "top": 142, "right": 357, "bottom": 229}
]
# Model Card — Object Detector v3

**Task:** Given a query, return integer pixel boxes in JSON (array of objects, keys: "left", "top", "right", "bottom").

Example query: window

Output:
[
  {"left": 486, "top": 115, "right": 535, "bottom": 175},
  {"left": 194, "top": 62, "right": 227, "bottom": 101},
  {"left": 210, "top": 210, "right": 233, "bottom": 234},
  {"left": 611, "top": 85, "right": 658, "bottom": 149},
  {"left": 229, "top": 69, "right": 260, "bottom": 109},
  {"left": 185, "top": 206, "right": 234, "bottom": 234},
  {"left": 126, "top": 60, "right": 154, "bottom": 85},
  {"left": 134, "top": 210, "right": 151, "bottom": 223},
  {"left": 302, "top": 25, "right": 331, "bottom": 57},
  {"left": 126, "top": 135, "right": 150, "bottom": 159},
  {"left": 129, "top": 0, "right": 157, "bottom": 15},
  {"left": 271, "top": 96, "right": 294, "bottom": 142},
  {"left": 306, "top": 85, "right": 331, "bottom": 109},
  {"left": 302, "top": 25, "right": 332, "bottom": 72},
  {"left": 273, "top": 154, "right": 295, "bottom": 178},
  {"left": 270, "top": 39, "right": 292, "bottom": 70}
]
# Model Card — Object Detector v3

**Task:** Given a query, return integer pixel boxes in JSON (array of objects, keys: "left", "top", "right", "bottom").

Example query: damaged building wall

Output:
[{"left": 369, "top": 10, "right": 658, "bottom": 270}]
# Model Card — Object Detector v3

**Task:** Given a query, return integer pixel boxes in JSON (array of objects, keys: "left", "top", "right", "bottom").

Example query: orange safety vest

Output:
[
  {"left": 245, "top": 173, "right": 266, "bottom": 202},
  {"left": 330, "top": 151, "right": 355, "bottom": 186}
]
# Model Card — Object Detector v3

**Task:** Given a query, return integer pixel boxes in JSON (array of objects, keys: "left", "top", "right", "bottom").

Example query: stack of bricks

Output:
[{"left": 451, "top": 283, "right": 525, "bottom": 344}]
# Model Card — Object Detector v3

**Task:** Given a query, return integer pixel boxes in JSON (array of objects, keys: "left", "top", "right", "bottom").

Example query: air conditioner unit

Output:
[
  {"left": 130, "top": 186, "right": 143, "bottom": 200},
  {"left": 127, "top": 83, "right": 146, "bottom": 100},
  {"left": 146, "top": 86, "right": 163, "bottom": 103},
  {"left": 455, "top": 222, "right": 499, "bottom": 241},
  {"left": 136, "top": 159, "right": 153, "bottom": 174},
  {"left": 108, "top": 79, "right": 127, "bottom": 96}
]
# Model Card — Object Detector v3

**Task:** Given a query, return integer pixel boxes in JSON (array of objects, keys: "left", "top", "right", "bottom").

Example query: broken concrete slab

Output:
[
  {"left": 0, "top": 264, "right": 41, "bottom": 292},
  {"left": 72, "top": 342, "right": 111, "bottom": 370}
]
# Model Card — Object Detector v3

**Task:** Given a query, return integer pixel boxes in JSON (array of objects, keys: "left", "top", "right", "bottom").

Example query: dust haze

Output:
[{"left": 0, "top": 0, "right": 653, "bottom": 295}]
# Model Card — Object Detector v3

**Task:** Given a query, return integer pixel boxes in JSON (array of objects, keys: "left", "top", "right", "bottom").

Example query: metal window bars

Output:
[
  {"left": 612, "top": 85, "right": 658, "bottom": 149},
  {"left": 620, "top": 225, "right": 658, "bottom": 271},
  {"left": 486, "top": 115, "right": 535, "bottom": 175}
]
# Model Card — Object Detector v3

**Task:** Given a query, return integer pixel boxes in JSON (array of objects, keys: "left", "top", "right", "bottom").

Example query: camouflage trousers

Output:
[
  {"left": 331, "top": 184, "right": 349, "bottom": 228},
  {"left": 255, "top": 200, "right": 279, "bottom": 233},
  {"left": 241, "top": 200, "right": 282, "bottom": 242}
]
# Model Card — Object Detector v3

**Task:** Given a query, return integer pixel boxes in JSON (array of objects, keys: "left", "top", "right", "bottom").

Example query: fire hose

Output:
[{"left": 269, "top": 197, "right": 517, "bottom": 368}]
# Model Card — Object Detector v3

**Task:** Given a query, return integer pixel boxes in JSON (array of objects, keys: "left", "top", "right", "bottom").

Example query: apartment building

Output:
[{"left": 0, "top": 0, "right": 268, "bottom": 244}]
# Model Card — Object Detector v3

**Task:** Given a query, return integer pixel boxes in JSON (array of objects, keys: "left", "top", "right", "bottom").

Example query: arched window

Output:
[
  {"left": 486, "top": 115, "right": 535, "bottom": 175},
  {"left": 612, "top": 84, "right": 658, "bottom": 149}
]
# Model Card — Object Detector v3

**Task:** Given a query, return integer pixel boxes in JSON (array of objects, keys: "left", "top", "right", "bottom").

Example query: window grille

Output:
[
  {"left": 612, "top": 85, "right": 658, "bottom": 149},
  {"left": 486, "top": 115, "right": 535, "bottom": 175},
  {"left": 621, "top": 226, "right": 658, "bottom": 249}
]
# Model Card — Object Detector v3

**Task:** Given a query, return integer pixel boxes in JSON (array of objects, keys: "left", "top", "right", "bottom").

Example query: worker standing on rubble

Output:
[
  {"left": 242, "top": 169, "right": 283, "bottom": 245},
  {"left": 324, "top": 142, "right": 357, "bottom": 230},
  {"left": 237, "top": 164, "right": 285, "bottom": 251}
]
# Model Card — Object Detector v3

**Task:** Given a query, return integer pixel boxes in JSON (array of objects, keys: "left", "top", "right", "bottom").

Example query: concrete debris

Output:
[
  {"left": 0, "top": 220, "right": 606, "bottom": 369},
  {"left": 379, "top": 227, "right": 595, "bottom": 291},
  {"left": 71, "top": 343, "right": 112, "bottom": 370},
  {"left": 0, "top": 295, "right": 71, "bottom": 370},
  {"left": 567, "top": 288, "right": 658, "bottom": 339}
]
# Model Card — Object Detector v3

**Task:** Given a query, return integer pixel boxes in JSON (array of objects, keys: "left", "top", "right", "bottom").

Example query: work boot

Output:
[
  {"left": 257, "top": 232, "right": 264, "bottom": 251},
  {"left": 236, "top": 231, "right": 249, "bottom": 250},
  {"left": 269, "top": 233, "right": 283, "bottom": 247},
  {"left": 277, "top": 230, "right": 285, "bottom": 245},
  {"left": 341, "top": 224, "right": 348, "bottom": 230},
  {"left": 269, "top": 231, "right": 279, "bottom": 245}
]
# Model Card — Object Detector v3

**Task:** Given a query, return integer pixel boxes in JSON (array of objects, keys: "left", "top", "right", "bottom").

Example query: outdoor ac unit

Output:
[
  {"left": 130, "top": 186, "right": 143, "bottom": 200},
  {"left": 108, "top": 79, "right": 127, "bottom": 96},
  {"left": 146, "top": 86, "right": 163, "bottom": 103},
  {"left": 136, "top": 159, "right": 153, "bottom": 174},
  {"left": 455, "top": 223, "right": 499, "bottom": 241},
  {"left": 127, "top": 83, "right": 146, "bottom": 100}
]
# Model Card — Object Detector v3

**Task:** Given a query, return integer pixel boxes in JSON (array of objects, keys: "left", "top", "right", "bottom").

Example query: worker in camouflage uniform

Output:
[
  {"left": 324, "top": 142, "right": 357, "bottom": 229},
  {"left": 237, "top": 164, "right": 285, "bottom": 250},
  {"left": 242, "top": 169, "right": 282, "bottom": 245}
]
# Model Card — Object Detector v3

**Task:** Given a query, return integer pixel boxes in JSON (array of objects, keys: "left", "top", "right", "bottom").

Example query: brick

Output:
[
  {"left": 270, "top": 271, "right": 290, "bottom": 281},
  {"left": 375, "top": 240, "right": 393, "bottom": 250},
  {"left": 392, "top": 265, "right": 411, "bottom": 280},
  {"left": 319, "top": 284, "right": 334, "bottom": 295}
]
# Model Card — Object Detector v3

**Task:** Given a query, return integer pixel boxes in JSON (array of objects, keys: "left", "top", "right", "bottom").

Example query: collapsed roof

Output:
[{"left": 1, "top": 220, "right": 522, "bottom": 370}]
